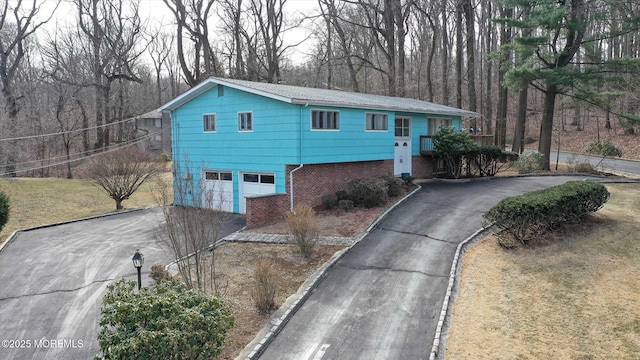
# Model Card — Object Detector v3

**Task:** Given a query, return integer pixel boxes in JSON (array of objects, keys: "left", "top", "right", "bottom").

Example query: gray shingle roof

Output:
[{"left": 160, "top": 77, "right": 479, "bottom": 117}]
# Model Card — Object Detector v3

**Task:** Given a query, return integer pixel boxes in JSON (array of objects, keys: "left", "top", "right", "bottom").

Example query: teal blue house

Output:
[{"left": 159, "top": 77, "right": 478, "bottom": 226}]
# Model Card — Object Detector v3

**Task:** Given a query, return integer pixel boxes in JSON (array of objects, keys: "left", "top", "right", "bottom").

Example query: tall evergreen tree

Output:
[{"left": 496, "top": 0, "right": 640, "bottom": 169}]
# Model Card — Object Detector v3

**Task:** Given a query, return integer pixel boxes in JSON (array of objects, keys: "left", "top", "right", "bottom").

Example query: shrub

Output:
[
  {"left": 468, "top": 145, "right": 512, "bottom": 177},
  {"left": 286, "top": 204, "right": 319, "bottom": 258},
  {"left": 586, "top": 140, "right": 623, "bottom": 168},
  {"left": 97, "top": 279, "right": 234, "bottom": 360},
  {"left": 322, "top": 194, "right": 338, "bottom": 209},
  {"left": 252, "top": 259, "right": 277, "bottom": 314},
  {"left": 335, "top": 190, "right": 350, "bottom": 201},
  {"left": 484, "top": 180, "right": 609, "bottom": 246},
  {"left": 158, "top": 152, "right": 172, "bottom": 162},
  {"left": 0, "top": 191, "right": 9, "bottom": 232},
  {"left": 348, "top": 178, "right": 388, "bottom": 208},
  {"left": 149, "top": 264, "right": 171, "bottom": 284},
  {"left": 568, "top": 162, "right": 596, "bottom": 174},
  {"left": 432, "top": 126, "right": 479, "bottom": 178},
  {"left": 338, "top": 199, "right": 354, "bottom": 211},
  {"left": 514, "top": 150, "right": 545, "bottom": 174},
  {"left": 379, "top": 175, "right": 404, "bottom": 197}
]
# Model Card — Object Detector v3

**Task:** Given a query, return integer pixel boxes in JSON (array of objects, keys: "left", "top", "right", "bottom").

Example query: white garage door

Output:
[
  {"left": 240, "top": 173, "right": 276, "bottom": 213},
  {"left": 203, "top": 171, "right": 233, "bottom": 212}
]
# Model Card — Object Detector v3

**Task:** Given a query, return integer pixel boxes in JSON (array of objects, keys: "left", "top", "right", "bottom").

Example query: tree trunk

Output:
[
  {"left": 494, "top": 6, "right": 511, "bottom": 149},
  {"left": 463, "top": 0, "right": 476, "bottom": 112},
  {"left": 513, "top": 86, "right": 528, "bottom": 153},
  {"left": 440, "top": 2, "right": 450, "bottom": 105},
  {"left": 455, "top": 4, "right": 463, "bottom": 109},
  {"left": 538, "top": 83, "right": 558, "bottom": 170},
  {"left": 393, "top": 0, "right": 406, "bottom": 97}
]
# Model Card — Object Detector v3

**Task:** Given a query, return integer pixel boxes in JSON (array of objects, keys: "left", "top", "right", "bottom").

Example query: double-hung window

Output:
[
  {"left": 311, "top": 110, "right": 339, "bottom": 130},
  {"left": 238, "top": 112, "right": 253, "bottom": 131},
  {"left": 365, "top": 113, "right": 388, "bottom": 131},
  {"left": 203, "top": 114, "right": 216, "bottom": 132}
]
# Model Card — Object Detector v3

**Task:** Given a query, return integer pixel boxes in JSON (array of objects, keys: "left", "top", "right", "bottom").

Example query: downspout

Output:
[
  {"left": 290, "top": 103, "right": 307, "bottom": 210},
  {"left": 289, "top": 164, "right": 303, "bottom": 210}
]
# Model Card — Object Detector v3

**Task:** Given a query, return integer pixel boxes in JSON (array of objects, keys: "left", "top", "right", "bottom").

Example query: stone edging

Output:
[
  {"left": 236, "top": 184, "right": 423, "bottom": 360},
  {"left": 428, "top": 226, "right": 490, "bottom": 360}
]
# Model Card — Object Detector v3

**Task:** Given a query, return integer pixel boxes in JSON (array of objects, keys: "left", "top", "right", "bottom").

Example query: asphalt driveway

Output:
[
  {"left": 0, "top": 207, "right": 245, "bottom": 360},
  {"left": 259, "top": 175, "right": 602, "bottom": 360}
]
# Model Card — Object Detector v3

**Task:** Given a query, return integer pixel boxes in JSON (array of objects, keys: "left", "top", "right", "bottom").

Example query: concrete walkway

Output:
[{"left": 223, "top": 231, "right": 356, "bottom": 246}]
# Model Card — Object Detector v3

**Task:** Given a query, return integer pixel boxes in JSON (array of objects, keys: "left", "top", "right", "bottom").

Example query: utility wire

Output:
[
  {"left": 0, "top": 129, "right": 167, "bottom": 177},
  {"left": 0, "top": 115, "right": 160, "bottom": 142}
]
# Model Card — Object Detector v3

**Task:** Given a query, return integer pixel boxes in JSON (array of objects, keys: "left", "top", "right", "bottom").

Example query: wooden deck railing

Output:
[{"left": 420, "top": 135, "right": 495, "bottom": 155}]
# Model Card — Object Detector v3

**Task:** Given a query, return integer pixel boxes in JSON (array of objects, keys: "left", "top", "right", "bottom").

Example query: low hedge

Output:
[{"left": 484, "top": 180, "right": 609, "bottom": 244}]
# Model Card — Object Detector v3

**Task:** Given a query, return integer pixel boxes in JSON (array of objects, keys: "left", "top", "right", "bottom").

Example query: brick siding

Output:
[
  {"left": 246, "top": 159, "right": 435, "bottom": 227},
  {"left": 287, "top": 160, "right": 394, "bottom": 209},
  {"left": 245, "top": 193, "right": 289, "bottom": 228},
  {"left": 411, "top": 156, "right": 434, "bottom": 178}
]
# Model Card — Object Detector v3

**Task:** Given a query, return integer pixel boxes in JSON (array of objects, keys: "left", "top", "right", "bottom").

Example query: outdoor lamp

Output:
[{"left": 132, "top": 249, "right": 144, "bottom": 290}]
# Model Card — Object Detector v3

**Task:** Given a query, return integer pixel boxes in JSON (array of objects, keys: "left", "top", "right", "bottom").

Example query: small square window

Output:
[
  {"left": 203, "top": 114, "right": 216, "bottom": 132},
  {"left": 238, "top": 112, "right": 253, "bottom": 131}
]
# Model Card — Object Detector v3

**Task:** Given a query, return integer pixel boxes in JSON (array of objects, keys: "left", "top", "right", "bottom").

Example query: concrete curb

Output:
[
  {"left": 235, "top": 184, "right": 423, "bottom": 360},
  {"left": 0, "top": 207, "right": 151, "bottom": 255},
  {"left": 427, "top": 176, "right": 640, "bottom": 360},
  {"left": 428, "top": 226, "right": 490, "bottom": 360}
]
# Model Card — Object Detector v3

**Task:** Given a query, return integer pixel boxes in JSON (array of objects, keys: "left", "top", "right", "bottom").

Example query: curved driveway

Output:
[
  {"left": 259, "top": 175, "right": 602, "bottom": 360},
  {"left": 0, "top": 208, "right": 244, "bottom": 360}
]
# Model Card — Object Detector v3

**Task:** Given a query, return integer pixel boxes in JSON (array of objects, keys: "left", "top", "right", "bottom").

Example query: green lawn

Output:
[{"left": 0, "top": 174, "right": 171, "bottom": 243}]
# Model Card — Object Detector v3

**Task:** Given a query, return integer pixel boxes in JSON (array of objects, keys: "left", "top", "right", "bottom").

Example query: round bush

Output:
[
  {"left": 514, "top": 150, "right": 545, "bottom": 174},
  {"left": 348, "top": 178, "right": 388, "bottom": 208}
]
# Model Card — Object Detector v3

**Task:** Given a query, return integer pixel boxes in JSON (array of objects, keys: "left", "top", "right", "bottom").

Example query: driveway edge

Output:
[
  {"left": 237, "top": 184, "right": 423, "bottom": 360},
  {"left": 428, "top": 225, "right": 490, "bottom": 360},
  {"left": 0, "top": 207, "right": 151, "bottom": 254}
]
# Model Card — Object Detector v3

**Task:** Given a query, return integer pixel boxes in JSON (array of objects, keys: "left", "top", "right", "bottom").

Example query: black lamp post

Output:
[{"left": 132, "top": 249, "right": 144, "bottom": 291}]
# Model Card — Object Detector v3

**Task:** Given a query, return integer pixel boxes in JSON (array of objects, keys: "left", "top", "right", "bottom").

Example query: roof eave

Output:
[
  {"left": 290, "top": 99, "right": 480, "bottom": 117},
  {"left": 157, "top": 78, "right": 218, "bottom": 112}
]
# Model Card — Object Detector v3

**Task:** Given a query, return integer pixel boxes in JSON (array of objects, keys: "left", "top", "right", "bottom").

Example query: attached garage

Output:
[
  {"left": 202, "top": 170, "right": 234, "bottom": 212},
  {"left": 239, "top": 173, "right": 276, "bottom": 213}
]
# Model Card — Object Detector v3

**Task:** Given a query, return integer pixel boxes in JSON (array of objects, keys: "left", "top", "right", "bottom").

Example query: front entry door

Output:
[{"left": 394, "top": 117, "right": 411, "bottom": 176}]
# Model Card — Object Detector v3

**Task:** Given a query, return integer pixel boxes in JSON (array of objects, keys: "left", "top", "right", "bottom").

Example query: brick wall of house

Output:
[
  {"left": 245, "top": 159, "right": 436, "bottom": 228},
  {"left": 286, "top": 160, "right": 394, "bottom": 209},
  {"left": 411, "top": 156, "right": 434, "bottom": 178},
  {"left": 246, "top": 193, "right": 289, "bottom": 227}
]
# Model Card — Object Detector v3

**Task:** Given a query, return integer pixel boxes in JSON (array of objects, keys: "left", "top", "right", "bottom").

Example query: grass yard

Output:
[
  {"left": 445, "top": 183, "right": 640, "bottom": 359},
  {"left": 0, "top": 173, "right": 171, "bottom": 243}
]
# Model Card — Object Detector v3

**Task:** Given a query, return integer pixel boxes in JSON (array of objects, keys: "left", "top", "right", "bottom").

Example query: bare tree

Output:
[
  {"left": 75, "top": 0, "right": 144, "bottom": 149},
  {"left": 162, "top": 0, "right": 219, "bottom": 86},
  {"left": 0, "top": 0, "right": 57, "bottom": 176},
  {"left": 154, "top": 157, "right": 229, "bottom": 292},
  {"left": 82, "top": 146, "right": 163, "bottom": 210}
]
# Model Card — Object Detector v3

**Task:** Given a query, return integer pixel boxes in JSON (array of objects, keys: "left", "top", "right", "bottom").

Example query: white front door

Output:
[
  {"left": 239, "top": 173, "right": 276, "bottom": 213},
  {"left": 394, "top": 117, "right": 412, "bottom": 176}
]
